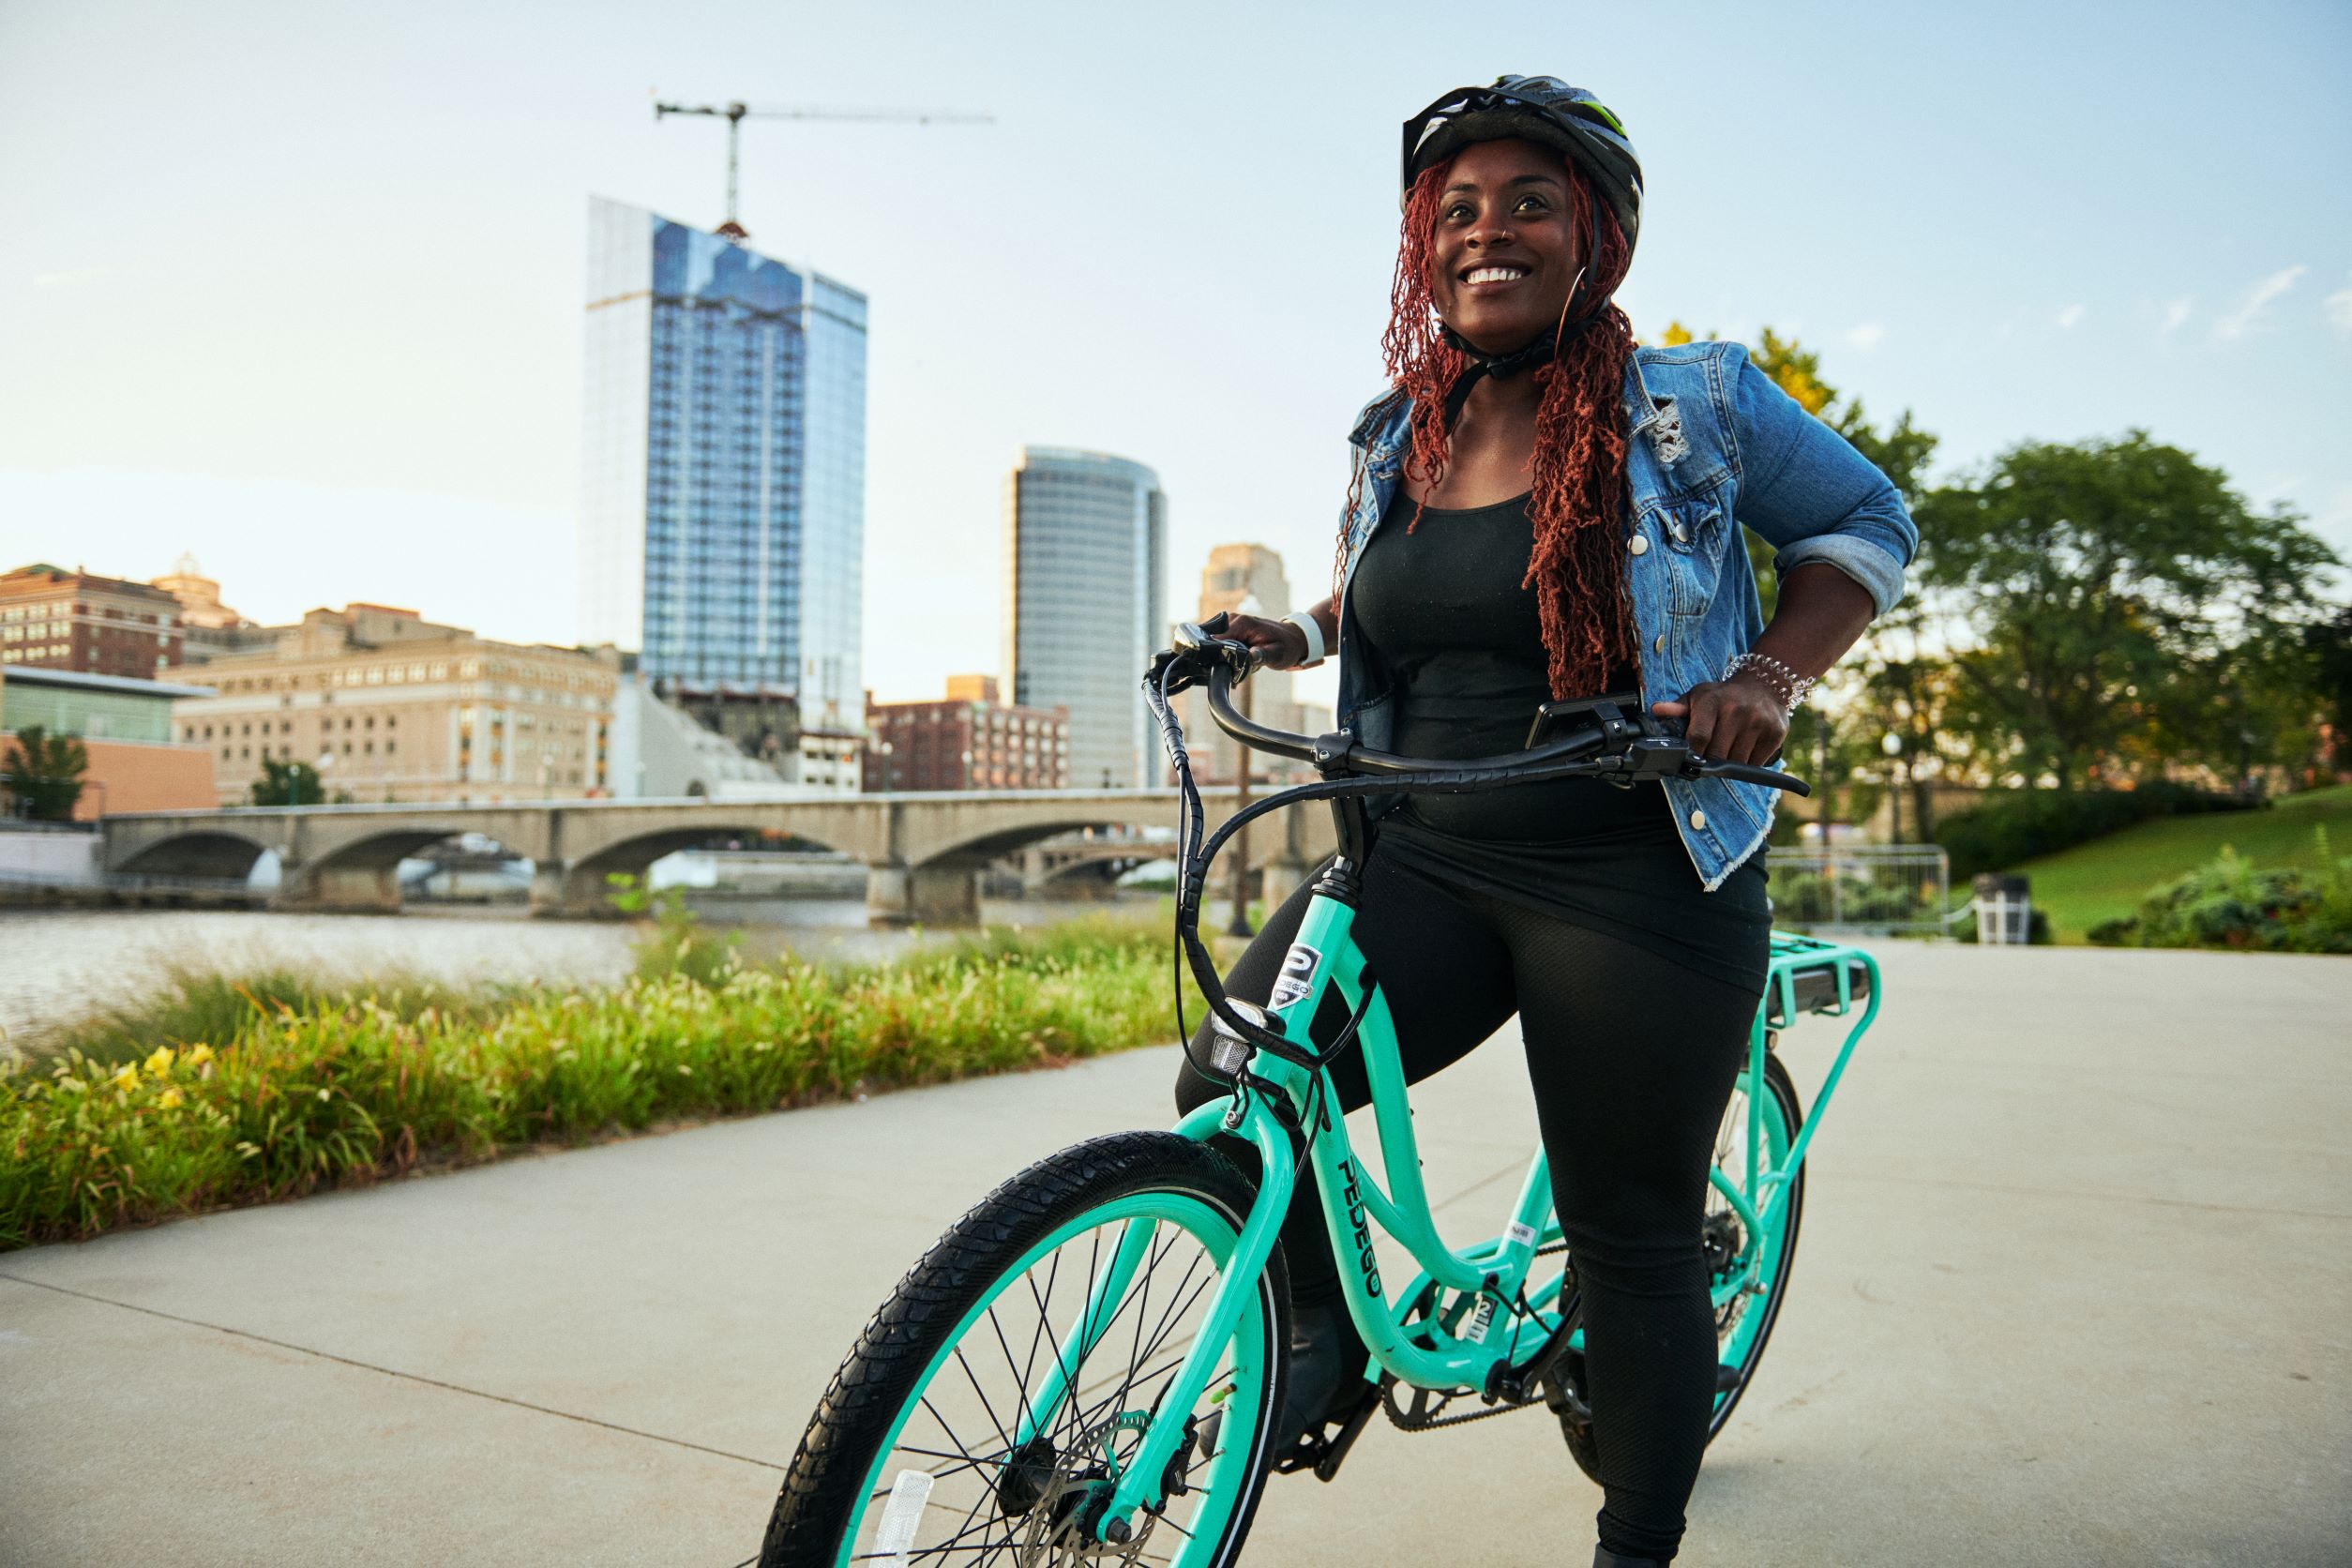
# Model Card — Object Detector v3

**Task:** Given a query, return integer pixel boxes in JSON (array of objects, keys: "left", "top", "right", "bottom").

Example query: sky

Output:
[{"left": 2, "top": 0, "right": 2347, "bottom": 713}]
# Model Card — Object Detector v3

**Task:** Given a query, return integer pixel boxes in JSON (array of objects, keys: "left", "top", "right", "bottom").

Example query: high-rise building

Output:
[
  {"left": 579, "top": 197, "right": 867, "bottom": 788},
  {"left": 1003, "top": 448, "right": 1165, "bottom": 791},
  {"left": 1, "top": 564, "right": 184, "bottom": 678},
  {"left": 1182, "top": 544, "right": 1333, "bottom": 784}
]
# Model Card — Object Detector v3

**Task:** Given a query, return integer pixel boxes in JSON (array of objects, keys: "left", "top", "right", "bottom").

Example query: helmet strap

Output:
[{"left": 1438, "top": 264, "right": 1591, "bottom": 430}]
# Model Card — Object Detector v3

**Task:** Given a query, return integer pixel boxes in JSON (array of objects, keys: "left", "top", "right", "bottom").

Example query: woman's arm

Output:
[
  {"left": 1650, "top": 564, "right": 1876, "bottom": 766},
  {"left": 1651, "top": 347, "right": 1919, "bottom": 766}
]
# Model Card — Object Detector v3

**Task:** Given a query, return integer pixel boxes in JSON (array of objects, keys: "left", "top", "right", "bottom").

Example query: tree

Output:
[
  {"left": 1913, "top": 433, "right": 2342, "bottom": 791},
  {"left": 2, "top": 725, "right": 89, "bottom": 821},
  {"left": 249, "top": 758, "right": 325, "bottom": 807}
]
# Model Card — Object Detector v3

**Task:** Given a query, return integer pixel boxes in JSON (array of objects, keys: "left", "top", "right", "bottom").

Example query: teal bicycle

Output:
[{"left": 759, "top": 621, "right": 1880, "bottom": 1566}]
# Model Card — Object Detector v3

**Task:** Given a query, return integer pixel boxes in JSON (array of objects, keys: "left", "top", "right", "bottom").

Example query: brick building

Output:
[
  {"left": 0, "top": 564, "right": 186, "bottom": 678},
  {"left": 864, "top": 675, "right": 1069, "bottom": 792}
]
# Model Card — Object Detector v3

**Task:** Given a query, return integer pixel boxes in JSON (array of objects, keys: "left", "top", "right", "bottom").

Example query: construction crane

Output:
[{"left": 652, "top": 99, "right": 992, "bottom": 244}]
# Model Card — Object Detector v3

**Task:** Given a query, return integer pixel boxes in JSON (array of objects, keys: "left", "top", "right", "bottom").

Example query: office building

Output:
[
  {"left": 0, "top": 664, "right": 216, "bottom": 820},
  {"left": 864, "top": 675, "right": 1070, "bottom": 792},
  {"left": 1003, "top": 448, "right": 1165, "bottom": 790},
  {"left": 1, "top": 564, "right": 185, "bottom": 678},
  {"left": 161, "top": 604, "right": 617, "bottom": 806},
  {"left": 579, "top": 197, "right": 867, "bottom": 789}
]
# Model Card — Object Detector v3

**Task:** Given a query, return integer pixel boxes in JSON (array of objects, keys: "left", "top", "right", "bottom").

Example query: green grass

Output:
[
  {"left": 0, "top": 916, "right": 1218, "bottom": 1250},
  {"left": 2008, "top": 785, "right": 2352, "bottom": 942}
]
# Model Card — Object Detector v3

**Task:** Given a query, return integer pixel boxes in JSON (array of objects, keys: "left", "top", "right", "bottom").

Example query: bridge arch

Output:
[{"left": 114, "top": 829, "right": 274, "bottom": 883}]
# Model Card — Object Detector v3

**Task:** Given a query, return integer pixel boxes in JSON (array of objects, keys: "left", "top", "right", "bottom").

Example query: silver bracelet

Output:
[
  {"left": 1281, "top": 611, "right": 1327, "bottom": 668},
  {"left": 1724, "top": 651, "right": 1815, "bottom": 715}
]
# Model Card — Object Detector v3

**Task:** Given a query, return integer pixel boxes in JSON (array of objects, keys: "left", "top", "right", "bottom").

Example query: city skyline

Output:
[{"left": 3, "top": 2, "right": 2346, "bottom": 724}]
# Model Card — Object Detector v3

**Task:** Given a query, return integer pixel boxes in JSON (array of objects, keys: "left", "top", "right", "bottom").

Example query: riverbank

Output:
[
  {"left": 1, "top": 915, "right": 1208, "bottom": 1249},
  {"left": 0, "top": 894, "right": 1168, "bottom": 1051}
]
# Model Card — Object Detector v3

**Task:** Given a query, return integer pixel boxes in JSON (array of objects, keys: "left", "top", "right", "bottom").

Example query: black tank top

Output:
[{"left": 1349, "top": 490, "right": 1771, "bottom": 991}]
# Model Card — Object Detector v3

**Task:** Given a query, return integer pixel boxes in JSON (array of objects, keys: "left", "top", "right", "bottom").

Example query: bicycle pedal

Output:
[
  {"left": 1715, "top": 1364, "right": 1742, "bottom": 1394},
  {"left": 1310, "top": 1382, "right": 1382, "bottom": 1484},
  {"left": 1272, "top": 1380, "right": 1380, "bottom": 1482}
]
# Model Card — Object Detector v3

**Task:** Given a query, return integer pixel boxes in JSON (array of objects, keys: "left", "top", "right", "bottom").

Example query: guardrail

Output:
[{"left": 1771, "top": 843, "right": 1952, "bottom": 937}]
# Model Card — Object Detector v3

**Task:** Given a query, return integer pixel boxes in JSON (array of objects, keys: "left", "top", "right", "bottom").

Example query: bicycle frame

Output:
[
  {"left": 1024, "top": 650, "right": 1884, "bottom": 1535},
  {"left": 1036, "top": 888, "right": 1881, "bottom": 1529}
]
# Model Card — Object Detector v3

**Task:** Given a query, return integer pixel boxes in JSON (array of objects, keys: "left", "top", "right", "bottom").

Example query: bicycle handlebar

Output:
[{"left": 1157, "top": 616, "right": 1812, "bottom": 798}]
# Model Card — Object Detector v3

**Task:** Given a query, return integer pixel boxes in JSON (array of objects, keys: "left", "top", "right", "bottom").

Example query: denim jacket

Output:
[{"left": 1334, "top": 339, "right": 1918, "bottom": 892}]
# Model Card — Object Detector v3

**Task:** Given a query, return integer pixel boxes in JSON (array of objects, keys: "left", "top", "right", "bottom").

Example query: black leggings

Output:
[{"left": 1172, "top": 850, "right": 1764, "bottom": 1563}]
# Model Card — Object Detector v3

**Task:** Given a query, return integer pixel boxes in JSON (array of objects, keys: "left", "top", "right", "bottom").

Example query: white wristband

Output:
[{"left": 1281, "top": 611, "right": 1327, "bottom": 668}]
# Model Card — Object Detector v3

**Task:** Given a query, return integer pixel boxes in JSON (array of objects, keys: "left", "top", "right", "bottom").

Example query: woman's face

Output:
[{"left": 1426, "top": 137, "right": 1581, "bottom": 356}]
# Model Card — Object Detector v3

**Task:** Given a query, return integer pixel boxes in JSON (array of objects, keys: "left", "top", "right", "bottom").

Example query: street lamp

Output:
[
  {"left": 312, "top": 751, "right": 336, "bottom": 807},
  {"left": 1880, "top": 731, "right": 1904, "bottom": 845}
]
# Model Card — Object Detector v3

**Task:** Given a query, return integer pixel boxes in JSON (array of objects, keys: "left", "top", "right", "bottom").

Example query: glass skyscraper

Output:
[
  {"left": 1003, "top": 448, "right": 1166, "bottom": 790},
  {"left": 580, "top": 198, "right": 867, "bottom": 754}
]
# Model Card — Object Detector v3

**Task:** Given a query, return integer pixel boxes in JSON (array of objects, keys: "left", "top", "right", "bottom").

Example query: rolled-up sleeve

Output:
[{"left": 1727, "top": 346, "right": 1917, "bottom": 617}]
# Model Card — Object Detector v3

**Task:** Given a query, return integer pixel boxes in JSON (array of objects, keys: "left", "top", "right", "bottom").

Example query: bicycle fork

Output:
[{"left": 1012, "top": 1107, "right": 1300, "bottom": 1543}]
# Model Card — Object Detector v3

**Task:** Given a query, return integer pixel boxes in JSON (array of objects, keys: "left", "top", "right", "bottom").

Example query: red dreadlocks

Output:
[{"left": 1338, "top": 156, "right": 1641, "bottom": 702}]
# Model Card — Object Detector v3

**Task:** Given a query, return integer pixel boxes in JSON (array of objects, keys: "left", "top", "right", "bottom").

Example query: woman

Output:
[{"left": 1173, "top": 77, "right": 1917, "bottom": 1566}]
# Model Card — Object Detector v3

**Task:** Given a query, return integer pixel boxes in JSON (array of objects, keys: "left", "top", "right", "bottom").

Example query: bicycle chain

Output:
[{"left": 1380, "top": 1378, "right": 1551, "bottom": 1433}]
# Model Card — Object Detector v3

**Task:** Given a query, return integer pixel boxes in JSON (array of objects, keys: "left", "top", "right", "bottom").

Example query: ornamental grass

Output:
[{"left": 0, "top": 917, "right": 1203, "bottom": 1250}]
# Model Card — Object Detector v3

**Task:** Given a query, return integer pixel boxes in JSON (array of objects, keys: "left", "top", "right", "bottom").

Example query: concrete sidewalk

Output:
[{"left": 4, "top": 943, "right": 2347, "bottom": 1566}]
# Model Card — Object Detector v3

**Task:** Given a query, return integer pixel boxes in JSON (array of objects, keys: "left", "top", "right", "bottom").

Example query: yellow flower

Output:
[
  {"left": 157, "top": 1088, "right": 184, "bottom": 1109},
  {"left": 187, "top": 1044, "right": 215, "bottom": 1067},
  {"left": 144, "top": 1046, "right": 176, "bottom": 1078}
]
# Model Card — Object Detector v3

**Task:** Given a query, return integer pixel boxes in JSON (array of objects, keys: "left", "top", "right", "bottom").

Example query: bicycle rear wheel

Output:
[
  {"left": 1548, "top": 1051, "right": 1804, "bottom": 1477},
  {"left": 759, "top": 1132, "right": 1289, "bottom": 1568},
  {"left": 1705, "top": 1050, "right": 1803, "bottom": 1435}
]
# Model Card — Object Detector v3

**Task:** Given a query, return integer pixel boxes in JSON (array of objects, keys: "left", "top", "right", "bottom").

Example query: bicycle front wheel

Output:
[{"left": 759, "top": 1132, "right": 1289, "bottom": 1568}]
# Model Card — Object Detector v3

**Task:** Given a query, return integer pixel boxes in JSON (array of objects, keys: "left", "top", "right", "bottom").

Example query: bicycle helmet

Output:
[{"left": 1400, "top": 75, "right": 1643, "bottom": 264}]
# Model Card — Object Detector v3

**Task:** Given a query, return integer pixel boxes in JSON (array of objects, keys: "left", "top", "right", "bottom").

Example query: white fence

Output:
[{"left": 1770, "top": 843, "right": 1954, "bottom": 936}]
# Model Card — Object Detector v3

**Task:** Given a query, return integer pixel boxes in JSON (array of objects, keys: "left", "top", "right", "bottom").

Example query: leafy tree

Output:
[
  {"left": 2, "top": 724, "right": 89, "bottom": 821},
  {"left": 1913, "top": 433, "right": 2341, "bottom": 790},
  {"left": 249, "top": 758, "right": 325, "bottom": 807}
]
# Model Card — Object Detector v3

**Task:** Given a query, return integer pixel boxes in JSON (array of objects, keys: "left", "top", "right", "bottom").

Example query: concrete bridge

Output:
[{"left": 97, "top": 790, "right": 1332, "bottom": 925}]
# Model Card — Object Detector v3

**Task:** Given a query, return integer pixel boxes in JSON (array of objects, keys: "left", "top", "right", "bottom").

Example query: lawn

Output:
[{"left": 2011, "top": 784, "right": 2352, "bottom": 942}]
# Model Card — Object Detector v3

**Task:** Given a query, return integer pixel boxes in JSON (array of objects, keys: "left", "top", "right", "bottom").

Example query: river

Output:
[{"left": 0, "top": 894, "right": 1167, "bottom": 1050}]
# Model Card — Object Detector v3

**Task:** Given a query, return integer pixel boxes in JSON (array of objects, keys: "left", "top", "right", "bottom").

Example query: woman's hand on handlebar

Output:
[
  {"left": 1650, "top": 669, "right": 1790, "bottom": 768},
  {"left": 1216, "top": 611, "right": 1308, "bottom": 670}
]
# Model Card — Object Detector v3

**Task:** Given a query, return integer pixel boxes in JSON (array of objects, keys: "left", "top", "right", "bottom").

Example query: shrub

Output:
[
  {"left": 2087, "top": 828, "right": 2352, "bottom": 953},
  {"left": 1933, "top": 784, "right": 2253, "bottom": 881}
]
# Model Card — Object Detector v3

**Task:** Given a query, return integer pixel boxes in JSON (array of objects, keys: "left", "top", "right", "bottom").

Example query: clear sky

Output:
[{"left": 2, "top": 0, "right": 2346, "bottom": 711}]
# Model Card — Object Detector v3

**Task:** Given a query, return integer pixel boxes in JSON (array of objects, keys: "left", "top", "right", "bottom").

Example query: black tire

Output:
[
  {"left": 759, "top": 1132, "right": 1291, "bottom": 1568},
  {"left": 1550, "top": 1051, "right": 1805, "bottom": 1480}
]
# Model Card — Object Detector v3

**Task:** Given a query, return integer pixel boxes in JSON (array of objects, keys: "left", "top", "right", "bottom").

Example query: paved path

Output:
[{"left": 4, "top": 944, "right": 2347, "bottom": 1566}]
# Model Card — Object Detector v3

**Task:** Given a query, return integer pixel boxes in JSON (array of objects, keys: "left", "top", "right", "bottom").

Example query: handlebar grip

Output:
[{"left": 1706, "top": 760, "right": 1813, "bottom": 797}]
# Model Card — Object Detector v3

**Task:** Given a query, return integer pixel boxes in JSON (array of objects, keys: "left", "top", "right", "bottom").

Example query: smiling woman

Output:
[{"left": 1179, "top": 73, "right": 1917, "bottom": 1568}]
